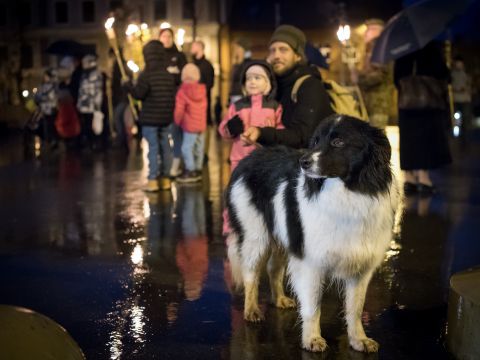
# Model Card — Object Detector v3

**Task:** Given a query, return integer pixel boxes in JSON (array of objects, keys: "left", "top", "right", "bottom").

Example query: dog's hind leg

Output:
[
  {"left": 344, "top": 270, "right": 379, "bottom": 353},
  {"left": 267, "top": 244, "right": 296, "bottom": 309},
  {"left": 289, "top": 258, "right": 327, "bottom": 352}
]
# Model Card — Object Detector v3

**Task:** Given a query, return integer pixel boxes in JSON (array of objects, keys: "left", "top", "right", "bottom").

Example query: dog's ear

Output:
[{"left": 346, "top": 127, "right": 392, "bottom": 195}]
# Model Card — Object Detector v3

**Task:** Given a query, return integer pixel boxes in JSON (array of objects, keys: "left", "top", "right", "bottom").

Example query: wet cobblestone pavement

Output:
[{"left": 1, "top": 127, "right": 479, "bottom": 359}]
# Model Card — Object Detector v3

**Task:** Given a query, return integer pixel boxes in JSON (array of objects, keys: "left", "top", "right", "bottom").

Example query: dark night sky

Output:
[{"left": 228, "top": 0, "right": 404, "bottom": 30}]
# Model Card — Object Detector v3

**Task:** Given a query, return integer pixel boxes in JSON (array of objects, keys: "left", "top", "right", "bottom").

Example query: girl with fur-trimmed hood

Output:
[
  {"left": 219, "top": 60, "right": 283, "bottom": 171},
  {"left": 219, "top": 60, "right": 283, "bottom": 235}
]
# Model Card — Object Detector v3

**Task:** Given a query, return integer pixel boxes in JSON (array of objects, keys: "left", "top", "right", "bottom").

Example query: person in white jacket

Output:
[{"left": 77, "top": 54, "right": 103, "bottom": 149}]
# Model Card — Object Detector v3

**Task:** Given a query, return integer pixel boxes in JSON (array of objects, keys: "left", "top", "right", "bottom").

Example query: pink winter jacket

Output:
[
  {"left": 174, "top": 82, "right": 207, "bottom": 133},
  {"left": 219, "top": 94, "right": 283, "bottom": 169}
]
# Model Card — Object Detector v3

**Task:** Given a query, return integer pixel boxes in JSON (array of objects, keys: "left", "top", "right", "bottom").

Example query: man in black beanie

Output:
[{"left": 242, "top": 25, "right": 333, "bottom": 148}]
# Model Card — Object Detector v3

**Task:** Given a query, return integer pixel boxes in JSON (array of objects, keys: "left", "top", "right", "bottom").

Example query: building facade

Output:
[{"left": 0, "top": 0, "right": 222, "bottom": 105}]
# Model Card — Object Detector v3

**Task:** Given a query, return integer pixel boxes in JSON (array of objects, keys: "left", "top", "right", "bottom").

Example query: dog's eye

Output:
[
  {"left": 312, "top": 137, "right": 320, "bottom": 146},
  {"left": 330, "top": 138, "right": 345, "bottom": 148}
]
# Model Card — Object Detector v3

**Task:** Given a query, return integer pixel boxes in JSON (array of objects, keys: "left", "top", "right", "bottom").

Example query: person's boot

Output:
[
  {"left": 158, "top": 176, "right": 172, "bottom": 190},
  {"left": 144, "top": 179, "right": 160, "bottom": 192}
]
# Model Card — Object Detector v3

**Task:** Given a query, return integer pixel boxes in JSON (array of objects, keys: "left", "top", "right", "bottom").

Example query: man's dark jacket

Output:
[
  {"left": 258, "top": 64, "right": 333, "bottom": 148},
  {"left": 124, "top": 41, "right": 175, "bottom": 127},
  {"left": 194, "top": 55, "right": 215, "bottom": 123}
]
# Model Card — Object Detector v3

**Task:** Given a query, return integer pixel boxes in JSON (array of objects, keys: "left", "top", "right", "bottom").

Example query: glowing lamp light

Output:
[
  {"left": 22, "top": 90, "right": 29, "bottom": 98},
  {"left": 131, "top": 244, "right": 144, "bottom": 265},
  {"left": 160, "top": 22, "right": 171, "bottom": 29},
  {"left": 141, "top": 23, "right": 148, "bottom": 30},
  {"left": 126, "top": 24, "right": 140, "bottom": 37},
  {"left": 127, "top": 60, "right": 140, "bottom": 73},
  {"left": 454, "top": 111, "right": 461, "bottom": 120},
  {"left": 177, "top": 28, "right": 185, "bottom": 46},
  {"left": 337, "top": 24, "right": 351, "bottom": 43},
  {"left": 453, "top": 126, "right": 460, "bottom": 137}
]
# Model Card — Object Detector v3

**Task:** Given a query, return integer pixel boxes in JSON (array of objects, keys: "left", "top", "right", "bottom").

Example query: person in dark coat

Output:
[
  {"left": 109, "top": 49, "right": 132, "bottom": 151},
  {"left": 394, "top": 41, "right": 452, "bottom": 196},
  {"left": 191, "top": 40, "right": 215, "bottom": 125},
  {"left": 123, "top": 40, "right": 176, "bottom": 192},
  {"left": 159, "top": 27, "right": 187, "bottom": 87},
  {"left": 159, "top": 27, "right": 188, "bottom": 176},
  {"left": 241, "top": 25, "right": 333, "bottom": 149},
  {"left": 229, "top": 38, "right": 252, "bottom": 105}
]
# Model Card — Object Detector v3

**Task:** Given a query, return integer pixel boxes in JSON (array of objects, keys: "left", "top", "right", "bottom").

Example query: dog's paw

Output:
[
  {"left": 275, "top": 295, "right": 296, "bottom": 309},
  {"left": 349, "top": 337, "right": 379, "bottom": 353},
  {"left": 244, "top": 308, "right": 265, "bottom": 323},
  {"left": 302, "top": 336, "right": 328, "bottom": 352}
]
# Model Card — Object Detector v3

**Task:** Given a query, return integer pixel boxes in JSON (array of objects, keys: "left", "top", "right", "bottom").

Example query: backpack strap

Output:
[{"left": 291, "top": 75, "right": 311, "bottom": 103}]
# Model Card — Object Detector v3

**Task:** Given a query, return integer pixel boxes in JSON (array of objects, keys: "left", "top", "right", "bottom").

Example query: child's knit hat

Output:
[{"left": 181, "top": 63, "right": 201, "bottom": 82}]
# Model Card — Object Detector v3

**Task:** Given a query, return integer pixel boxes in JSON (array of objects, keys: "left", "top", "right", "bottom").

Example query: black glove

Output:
[{"left": 226, "top": 115, "right": 244, "bottom": 138}]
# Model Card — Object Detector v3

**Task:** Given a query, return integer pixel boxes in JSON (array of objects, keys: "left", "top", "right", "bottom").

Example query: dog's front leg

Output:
[
  {"left": 289, "top": 258, "right": 326, "bottom": 352},
  {"left": 344, "top": 270, "right": 379, "bottom": 353}
]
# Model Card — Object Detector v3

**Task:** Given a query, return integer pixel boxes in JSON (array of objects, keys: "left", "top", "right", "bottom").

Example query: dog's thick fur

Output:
[{"left": 226, "top": 115, "right": 400, "bottom": 353}]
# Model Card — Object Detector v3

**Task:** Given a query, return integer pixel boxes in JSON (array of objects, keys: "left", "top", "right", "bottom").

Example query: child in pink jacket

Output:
[
  {"left": 174, "top": 63, "right": 207, "bottom": 183},
  {"left": 219, "top": 60, "right": 283, "bottom": 170},
  {"left": 219, "top": 60, "right": 283, "bottom": 235}
]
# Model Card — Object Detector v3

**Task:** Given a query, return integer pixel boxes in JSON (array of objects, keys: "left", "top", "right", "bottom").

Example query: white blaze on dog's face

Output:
[{"left": 300, "top": 117, "right": 370, "bottom": 179}]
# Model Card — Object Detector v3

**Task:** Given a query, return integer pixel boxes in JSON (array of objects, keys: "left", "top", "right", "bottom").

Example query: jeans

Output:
[
  {"left": 181, "top": 131, "right": 205, "bottom": 171},
  {"left": 142, "top": 125, "right": 173, "bottom": 180},
  {"left": 171, "top": 124, "right": 183, "bottom": 158}
]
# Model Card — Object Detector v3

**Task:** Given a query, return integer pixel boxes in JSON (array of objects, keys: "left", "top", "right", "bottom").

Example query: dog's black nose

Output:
[{"left": 300, "top": 156, "right": 313, "bottom": 170}]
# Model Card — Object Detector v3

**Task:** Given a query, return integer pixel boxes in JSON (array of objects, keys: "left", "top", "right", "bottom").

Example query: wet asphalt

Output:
[{"left": 0, "top": 126, "right": 479, "bottom": 360}]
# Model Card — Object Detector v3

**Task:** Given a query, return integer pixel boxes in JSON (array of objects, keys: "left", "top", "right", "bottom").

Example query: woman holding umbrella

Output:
[{"left": 394, "top": 41, "right": 451, "bottom": 196}]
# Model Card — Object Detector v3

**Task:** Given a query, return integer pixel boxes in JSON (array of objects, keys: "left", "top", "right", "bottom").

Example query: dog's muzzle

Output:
[
  {"left": 299, "top": 152, "right": 323, "bottom": 178},
  {"left": 300, "top": 154, "right": 313, "bottom": 170}
]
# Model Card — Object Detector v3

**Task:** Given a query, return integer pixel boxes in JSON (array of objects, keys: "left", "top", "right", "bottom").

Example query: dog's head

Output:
[{"left": 299, "top": 114, "right": 392, "bottom": 195}]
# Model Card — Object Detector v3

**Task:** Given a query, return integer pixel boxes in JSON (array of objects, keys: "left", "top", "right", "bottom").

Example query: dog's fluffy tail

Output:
[{"left": 226, "top": 233, "right": 244, "bottom": 291}]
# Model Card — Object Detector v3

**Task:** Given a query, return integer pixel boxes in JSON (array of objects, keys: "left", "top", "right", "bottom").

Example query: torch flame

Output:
[
  {"left": 127, "top": 60, "right": 140, "bottom": 73},
  {"left": 105, "top": 17, "right": 115, "bottom": 30},
  {"left": 126, "top": 24, "right": 140, "bottom": 36}
]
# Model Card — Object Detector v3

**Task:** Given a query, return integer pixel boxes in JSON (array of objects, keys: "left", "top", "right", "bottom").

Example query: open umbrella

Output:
[
  {"left": 46, "top": 40, "right": 96, "bottom": 57},
  {"left": 371, "top": 0, "right": 473, "bottom": 64}
]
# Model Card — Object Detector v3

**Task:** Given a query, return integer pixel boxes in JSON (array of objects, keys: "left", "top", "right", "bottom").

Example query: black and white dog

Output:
[{"left": 226, "top": 115, "right": 400, "bottom": 353}]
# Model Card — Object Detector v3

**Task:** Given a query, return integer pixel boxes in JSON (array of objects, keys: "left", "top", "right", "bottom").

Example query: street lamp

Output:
[
  {"left": 176, "top": 28, "right": 185, "bottom": 48},
  {"left": 337, "top": 24, "right": 351, "bottom": 44},
  {"left": 337, "top": 23, "right": 357, "bottom": 85}
]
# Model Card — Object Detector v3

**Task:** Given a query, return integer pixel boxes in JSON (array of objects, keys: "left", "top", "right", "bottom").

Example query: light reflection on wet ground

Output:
[{"left": 0, "top": 127, "right": 479, "bottom": 359}]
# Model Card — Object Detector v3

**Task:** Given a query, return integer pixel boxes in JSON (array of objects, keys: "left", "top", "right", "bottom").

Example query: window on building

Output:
[
  {"left": 19, "top": 2, "right": 32, "bottom": 26},
  {"left": 55, "top": 1, "right": 69, "bottom": 23},
  {"left": 182, "top": 0, "right": 195, "bottom": 20},
  {"left": 20, "top": 45, "right": 33, "bottom": 69},
  {"left": 0, "top": 7, "right": 6, "bottom": 26},
  {"left": 40, "top": 39, "right": 50, "bottom": 67},
  {"left": 39, "top": 0, "right": 48, "bottom": 26},
  {"left": 154, "top": 0, "right": 167, "bottom": 20},
  {"left": 82, "top": 1, "right": 95, "bottom": 22}
]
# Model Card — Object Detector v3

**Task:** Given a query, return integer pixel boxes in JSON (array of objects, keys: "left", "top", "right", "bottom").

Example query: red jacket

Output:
[{"left": 174, "top": 82, "right": 207, "bottom": 133}]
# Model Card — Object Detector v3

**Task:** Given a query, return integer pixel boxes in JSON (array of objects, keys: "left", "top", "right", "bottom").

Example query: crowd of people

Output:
[{"left": 30, "top": 21, "right": 474, "bottom": 200}]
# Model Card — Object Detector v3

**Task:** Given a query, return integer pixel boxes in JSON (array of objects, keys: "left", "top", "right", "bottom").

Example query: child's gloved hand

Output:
[{"left": 226, "top": 115, "right": 244, "bottom": 138}]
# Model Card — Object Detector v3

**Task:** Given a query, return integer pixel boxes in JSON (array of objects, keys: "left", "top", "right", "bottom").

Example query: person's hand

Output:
[
  {"left": 167, "top": 66, "right": 180, "bottom": 74},
  {"left": 226, "top": 115, "right": 244, "bottom": 138},
  {"left": 241, "top": 127, "right": 260, "bottom": 146}
]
